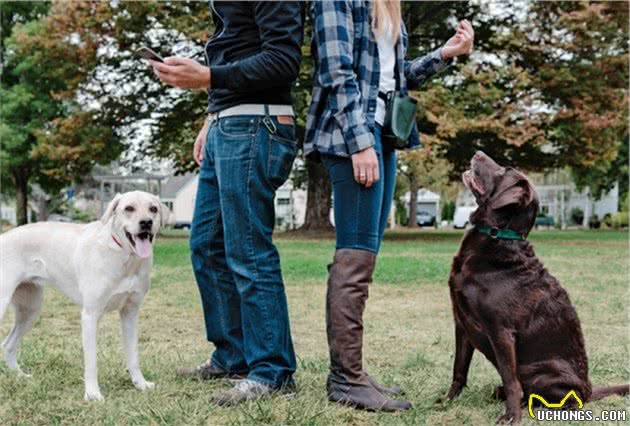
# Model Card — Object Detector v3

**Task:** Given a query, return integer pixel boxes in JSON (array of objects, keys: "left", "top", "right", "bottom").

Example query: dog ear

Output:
[
  {"left": 491, "top": 171, "right": 536, "bottom": 210},
  {"left": 101, "top": 193, "right": 122, "bottom": 224},
  {"left": 159, "top": 203, "right": 172, "bottom": 226}
]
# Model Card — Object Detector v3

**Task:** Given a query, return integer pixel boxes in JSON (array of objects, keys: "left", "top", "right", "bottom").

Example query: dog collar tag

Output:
[{"left": 476, "top": 226, "right": 524, "bottom": 241}]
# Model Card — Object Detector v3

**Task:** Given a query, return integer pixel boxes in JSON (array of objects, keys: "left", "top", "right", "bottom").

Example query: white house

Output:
[
  {"left": 275, "top": 181, "right": 307, "bottom": 230},
  {"left": 1, "top": 202, "right": 17, "bottom": 225},
  {"left": 160, "top": 173, "right": 306, "bottom": 230},
  {"left": 160, "top": 174, "right": 198, "bottom": 228},
  {"left": 402, "top": 188, "right": 442, "bottom": 224}
]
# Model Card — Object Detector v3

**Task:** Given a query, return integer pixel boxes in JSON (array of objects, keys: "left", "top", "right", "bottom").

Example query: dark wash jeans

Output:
[
  {"left": 322, "top": 126, "right": 397, "bottom": 253},
  {"left": 189, "top": 114, "right": 297, "bottom": 388}
]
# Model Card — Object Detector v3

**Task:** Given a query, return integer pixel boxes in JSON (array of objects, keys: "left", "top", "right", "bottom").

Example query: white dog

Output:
[{"left": 0, "top": 191, "right": 167, "bottom": 401}]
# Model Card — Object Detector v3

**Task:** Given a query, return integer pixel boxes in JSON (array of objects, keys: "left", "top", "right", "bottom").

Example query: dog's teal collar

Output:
[{"left": 476, "top": 226, "right": 525, "bottom": 241}]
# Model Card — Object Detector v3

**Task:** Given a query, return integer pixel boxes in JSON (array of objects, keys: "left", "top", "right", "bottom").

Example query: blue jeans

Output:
[
  {"left": 189, "top": 114, "right": 297, "bottom": 388},
  {"left": 322, "top": 126, "right": 397, "bottom": 253}
]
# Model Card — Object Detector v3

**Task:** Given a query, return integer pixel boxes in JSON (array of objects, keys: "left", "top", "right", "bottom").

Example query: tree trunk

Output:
[
  {"left": 13, "top": 169, "right": 29, "bottom": 226},
  {"left": 301, "top": 158, "right": 333, "bottom": 230},
  {"left": 407, "top": 174, "right": 419, "bottom": 228}
]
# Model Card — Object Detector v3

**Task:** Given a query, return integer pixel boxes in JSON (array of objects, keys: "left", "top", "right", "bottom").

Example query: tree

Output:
[
  {"left": 1, "top": 2, "right": 126, "bottom": 224},
  {"left": 1, "top": 2, "right": 54, "bottom": 224},
  {"left": 398, "top": 149, "right": 459, "bottom": 227},
  {"left": 417, "top": 1, "right": 628, "bottom": 196}
]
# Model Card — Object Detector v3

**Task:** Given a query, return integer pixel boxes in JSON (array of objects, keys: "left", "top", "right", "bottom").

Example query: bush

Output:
[
  {"left": 395, "top": 198, "right": 408, "bottom": 226},
  {"left": 603, "top": 213, "right": 613, "bottom": 228},
  {"left": 611, "top": 211, "right": 629, "bottom": 229},
  {"left": 441, "top": 200, "right": 455, "bottom": 222},
  {"left": 588, "top": 214, "right": 601, "bottom": 229},
  {"left": 570, "top": 207, "right": 584, "bottom": 225},
  {"left": 63, "top": 205, "right": 95, "bottom": 223}
]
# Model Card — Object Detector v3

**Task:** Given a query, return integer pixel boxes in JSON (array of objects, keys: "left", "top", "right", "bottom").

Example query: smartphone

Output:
[{"left": 135, "top": 47, "right": 164, "bottom": 63}]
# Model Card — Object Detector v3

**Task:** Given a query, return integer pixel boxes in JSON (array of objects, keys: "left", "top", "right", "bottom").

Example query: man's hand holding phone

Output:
[{"left": 149, "top": 57, "right": 210, "bottom": 90}]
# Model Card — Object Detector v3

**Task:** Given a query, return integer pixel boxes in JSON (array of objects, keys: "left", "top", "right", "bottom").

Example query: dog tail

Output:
[{"left": 590, "top": 384, "right": 630, "bottom": 401}]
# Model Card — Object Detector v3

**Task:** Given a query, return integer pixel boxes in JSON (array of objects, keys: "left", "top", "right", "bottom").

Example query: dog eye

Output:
[
  {"left": 124, "top": 206, "right": 135, "bottom": 212},
  {"left": 149, "top": 206, "right": 158, "bottom": 214}
]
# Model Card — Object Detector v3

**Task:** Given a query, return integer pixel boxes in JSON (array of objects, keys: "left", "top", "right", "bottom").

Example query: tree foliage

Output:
[
  {"left": 416, "top": 1, "right": 628, "bottom": 199},
  {"left": 2, "top": 1, "right": 627, "bottom": 228}
]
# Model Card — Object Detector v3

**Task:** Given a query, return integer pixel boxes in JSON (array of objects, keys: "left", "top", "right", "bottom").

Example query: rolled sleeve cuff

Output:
[
  {"left": 433, "top": 48, "right": 454, "bottom": 72},
  {"left": 209, "top": 65, "right": 231, "bottom": 89},
  {"left": 344, "top": 127, "right": 375, "bottom": 155}
]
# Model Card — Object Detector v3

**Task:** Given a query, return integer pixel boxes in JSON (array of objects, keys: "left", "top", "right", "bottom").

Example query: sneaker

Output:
[
  {"left": 176, "top": 359, "right": 246, "bottom": 380},
  {"left": 212, "top": 379, "right": 293, "bottom": 407}
]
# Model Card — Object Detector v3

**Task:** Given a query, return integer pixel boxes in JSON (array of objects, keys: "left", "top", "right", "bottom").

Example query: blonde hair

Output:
[{"left": 372, "top": 0, "right": 401, "bottom": 42}]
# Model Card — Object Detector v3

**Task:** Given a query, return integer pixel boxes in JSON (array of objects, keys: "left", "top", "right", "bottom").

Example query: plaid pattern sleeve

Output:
[
  {"left": 404, "top": 48, "right": 452, "bottom": 90},
  {"left": 306, "top": 0, "right": 375, "bottom": 156}
]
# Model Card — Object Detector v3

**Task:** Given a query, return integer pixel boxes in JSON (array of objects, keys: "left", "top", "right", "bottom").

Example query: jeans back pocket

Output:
[{"left": 267, "top": 124, "right": 297, "bottom": 190}]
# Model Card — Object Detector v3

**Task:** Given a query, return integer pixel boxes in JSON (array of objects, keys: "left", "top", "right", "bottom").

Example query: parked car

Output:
[
  {"left": 453, "top": 206, "right": 477, "bottom": 229},
  {"left": 173, "top": 221, "right": 191, "bottom": 230},
  {"left": 416, "top": 210, "right": 436, "bottom": 227}
]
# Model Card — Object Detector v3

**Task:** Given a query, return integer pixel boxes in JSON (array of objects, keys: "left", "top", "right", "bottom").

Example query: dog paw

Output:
[
  {"left": 134, "top": 380, "right": 155, "bottom": 391},
  {"left": 16, "top": 369, "right": 32, "bottom": 379},
  {"left": 84, "top": 390, "right": 104, "bottom": 401}
]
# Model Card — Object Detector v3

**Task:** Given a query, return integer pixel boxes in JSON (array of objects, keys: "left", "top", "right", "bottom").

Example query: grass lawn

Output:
[{"left": 1, "top": 229, "right": 628, "bottom": 425}]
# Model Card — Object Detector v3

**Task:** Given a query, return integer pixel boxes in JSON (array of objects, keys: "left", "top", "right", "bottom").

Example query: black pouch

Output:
[{"left": 379, "top": 90, "right": 418, "bottom": 150}]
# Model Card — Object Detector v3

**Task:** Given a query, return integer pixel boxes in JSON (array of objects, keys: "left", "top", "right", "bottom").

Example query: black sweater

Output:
[{"left": 206, "top": 1, "right": 305, "bottom": 113}]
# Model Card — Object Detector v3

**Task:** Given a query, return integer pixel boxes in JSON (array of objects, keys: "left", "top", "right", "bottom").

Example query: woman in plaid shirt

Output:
[{"left": 305, "top": 0, "right": 474, "bottom": 412}]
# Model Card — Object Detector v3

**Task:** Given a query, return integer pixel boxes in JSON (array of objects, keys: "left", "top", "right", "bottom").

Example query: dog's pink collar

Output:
[{"left": 112, "top": 235, "right": 124, "bottom": 248}]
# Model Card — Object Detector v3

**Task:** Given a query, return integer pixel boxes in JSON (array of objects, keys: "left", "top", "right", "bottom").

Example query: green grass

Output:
[{"left": 1, "top": 229, "right": 628, "bottom": 425}]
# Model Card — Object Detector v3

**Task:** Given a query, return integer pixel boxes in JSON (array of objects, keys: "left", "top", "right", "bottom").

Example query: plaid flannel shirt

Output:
[{"left": 304, "top": 0, "right": 451, "bottom": 157}]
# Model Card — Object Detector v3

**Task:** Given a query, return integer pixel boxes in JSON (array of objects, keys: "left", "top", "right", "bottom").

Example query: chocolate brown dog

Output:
[{"left": 443, "top": 151, "right": 628, "bottom": 424}]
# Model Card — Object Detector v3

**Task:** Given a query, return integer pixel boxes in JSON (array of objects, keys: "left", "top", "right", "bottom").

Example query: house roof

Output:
[{"left": 161, "top": 173, "right": 196, "bottom": 198}]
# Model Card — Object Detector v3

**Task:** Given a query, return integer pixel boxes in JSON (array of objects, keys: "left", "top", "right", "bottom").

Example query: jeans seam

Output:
[
  {"left": 244, "top": 133, "right": 260, "bottom": 283},
  {"left": 204, "top": 211, "right": 233, "bottom": 369},
  {"left": 351, "top": 181, "right": 362, "bottom": 249},
  {"left": 249, "top": 130, "right": 275, "bottom": 348}
]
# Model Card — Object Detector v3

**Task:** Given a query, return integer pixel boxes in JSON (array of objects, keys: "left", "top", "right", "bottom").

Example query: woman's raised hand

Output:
[
  {"left": 351, "top": 147, "right": 379, "bottom": 188},
  {"left": 441, "top": 20, "right": 474, "bottom": 60}
]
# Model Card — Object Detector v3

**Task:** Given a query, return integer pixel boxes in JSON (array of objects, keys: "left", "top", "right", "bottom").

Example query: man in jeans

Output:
[{"left": 150, "top": 1, "right": 304, "bottom": 405}]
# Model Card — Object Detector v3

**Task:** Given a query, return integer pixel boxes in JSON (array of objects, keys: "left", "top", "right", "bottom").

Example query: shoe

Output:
[
  {"left": 325, "top": 249, "right": 412, "bottom": 412},
  {"left": 176, "top": 359, "right": 246, "bottom": 380},
  {"left": 212, "top": 379, "right": 294, "bottom": 407}
]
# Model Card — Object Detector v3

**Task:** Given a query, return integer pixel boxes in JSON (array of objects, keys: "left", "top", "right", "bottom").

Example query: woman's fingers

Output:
[
  {"left": 462, "top": 20, "right": 474, "bottom": 34},
  {"left": 351, "top": 147, "right": 379, "bottom": 187},
  {"left": 365, "top": 167, "right": 374, "bottom": 188},
  {"left": 352, "top": 163, "right": 361, "bottom": 183}
]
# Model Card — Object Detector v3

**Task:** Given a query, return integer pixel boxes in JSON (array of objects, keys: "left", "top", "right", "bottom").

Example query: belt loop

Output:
[
  {"left": 206, "top": 113, "right": 217, "bottom": 127},
  {"left": 262, "top": 104, "right": 277, "bottom": 134}
]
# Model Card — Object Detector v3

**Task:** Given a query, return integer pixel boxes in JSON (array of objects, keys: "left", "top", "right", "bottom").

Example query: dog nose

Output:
[{"left": 139, "top": 219, "right": 153, "bottom": 230}]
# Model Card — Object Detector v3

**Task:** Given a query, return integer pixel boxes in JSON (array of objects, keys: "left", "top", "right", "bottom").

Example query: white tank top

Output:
[{"left": 375, "top": 18, "right": 397, "bottom": 126}]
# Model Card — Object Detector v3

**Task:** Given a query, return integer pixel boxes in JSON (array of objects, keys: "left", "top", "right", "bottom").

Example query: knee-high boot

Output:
[{"left": 325, "top": 249, "right": 411, "bottom": 411}]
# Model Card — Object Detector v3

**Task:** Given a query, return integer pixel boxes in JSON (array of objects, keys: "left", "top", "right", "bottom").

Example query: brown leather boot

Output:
[
  {"left": 365, "top": 373, "right": 404, "bottom": 396},
  {"left": 325, "top": 249, "right": 411, "bottom": 412}
]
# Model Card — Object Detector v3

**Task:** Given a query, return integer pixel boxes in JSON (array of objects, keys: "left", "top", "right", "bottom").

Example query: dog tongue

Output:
[{"left": 135, "top": 237, "right": 152, "bottom": 258}]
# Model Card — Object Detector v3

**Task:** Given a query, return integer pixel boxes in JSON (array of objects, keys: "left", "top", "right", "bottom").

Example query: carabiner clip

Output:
[{"left": 263, "top": 116, "right": 277, "bottom": 135}]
